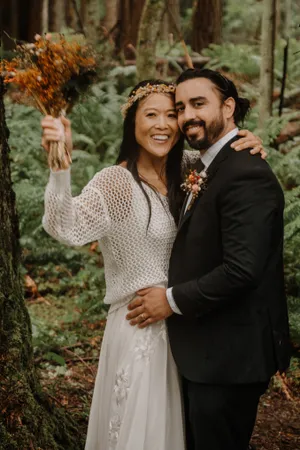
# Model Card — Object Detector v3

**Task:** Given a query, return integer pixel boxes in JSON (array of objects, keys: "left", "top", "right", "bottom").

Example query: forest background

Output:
[{"left": 0, "top": 0, "right": 300, "bottom": 449}]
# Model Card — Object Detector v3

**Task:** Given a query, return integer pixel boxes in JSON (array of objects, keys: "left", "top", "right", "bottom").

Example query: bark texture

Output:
[
  {"left": 192, "top": 0, "right": 222, "bottom": 52},
  {"left": 160, "top": 0, "right": 180, "bottom": 41},
  {"left": 0, "top": 78, "right": 81, "bottom": 449},
  {"left": 117, "top": 0, "right": 146, "bottom": 57},
  {"left": 65, "top": 0, "right": 77, "bottom": 31},
  {"left": 49, "top": 0, "right": 66, "bottom": 32},
  {"left": 136, "top": 0, "right": 167, "bottom": 80},
  {"left": 258, "top": 0, "right": 276, "bottom": 128},
  {"left": 104, "top": 0, "right": 120, "bottom": 32}
]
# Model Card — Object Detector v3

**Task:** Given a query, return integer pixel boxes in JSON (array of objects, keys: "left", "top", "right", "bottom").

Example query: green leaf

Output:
[{"left": 44, "top": 352, "right": 66, "bottom": 366}]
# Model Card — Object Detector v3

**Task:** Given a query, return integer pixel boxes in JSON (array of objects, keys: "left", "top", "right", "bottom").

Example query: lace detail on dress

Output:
[
  {"left": 107, "top": 322, "right": 167, "bottom": 448},
  {"left": 114, "top": 368, "right": 130, "bottom": 406},
  {"left": 108, "top": 366, "right": 131, "bottom": 449},
  {"left": 109, "top": 414, "right": 122, "bottom": 447},
  {"left": 134, "top": 322, "right": 167, "bottom": 363}
]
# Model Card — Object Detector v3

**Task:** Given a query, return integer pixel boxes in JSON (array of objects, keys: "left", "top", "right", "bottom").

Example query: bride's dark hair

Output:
[{"left": 116, "top": 79, "right": 185, "bottom": 225}]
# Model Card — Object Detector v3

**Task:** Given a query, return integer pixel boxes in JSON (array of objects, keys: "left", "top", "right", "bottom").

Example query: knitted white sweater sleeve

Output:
[{"left": 42, "top": 166, "right": 132, "bottom": 246}]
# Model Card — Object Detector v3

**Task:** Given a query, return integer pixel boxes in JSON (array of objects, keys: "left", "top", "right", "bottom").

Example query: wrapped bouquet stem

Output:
[
  {"left": 48, "top": 115, "right": 72, "bottom": 171},
  {"left": 1, "top": 33, "right": 97, "bottom": 170}
]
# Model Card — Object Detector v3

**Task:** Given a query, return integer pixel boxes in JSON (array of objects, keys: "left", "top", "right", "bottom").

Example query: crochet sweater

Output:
[{"left": 43, "top": 151, "right": 198, "bottom": 305}]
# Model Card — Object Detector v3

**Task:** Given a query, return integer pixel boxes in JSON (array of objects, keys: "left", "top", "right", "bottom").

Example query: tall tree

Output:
[
  {"left": 160, "top": 0, "right": 180, "bottom": 41},
  {"left": 49, "top": 0, "right": 66, "bottom": 32},
  {"left": 81, "top": 0, "right": 100, "bottom": 42},
  {"left": 136, "top": 0, "right": 166, "bottom": 80},
  {"left": 118, "top": 0, "right": 146, "bottom": 56},
  {"left": 0, "top": 78, "right": 81, "bottom": 449},
  {"left": 191, "top": 0, "right": 222, "bottom": 52},
  {"left": 1, "top": 0, "right": 42, "bottom": 49},
  {"left": 283, "top": 0, "right": 292, "bottom": 39},
  {"left": 42, "top": 0, "right": 49, "bottom": 33},
  {"left": 65, "top": 0, "right": 77, "bottom": 31},
  {"left": 104, "top": 0, "right": 120, "bottom": 32},
  {"left": 258, "top": 0, "right": 276, "bottom": 128}
]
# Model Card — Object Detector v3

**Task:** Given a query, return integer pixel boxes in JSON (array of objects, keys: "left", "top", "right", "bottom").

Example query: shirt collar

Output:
[{"left": 201, "top": 128, "right": 239, "bottom": 170}]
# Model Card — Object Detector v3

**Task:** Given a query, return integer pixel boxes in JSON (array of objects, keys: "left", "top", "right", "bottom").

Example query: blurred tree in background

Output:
[{"left": 192, "top": 0, "right": 222, "bottom": 52}]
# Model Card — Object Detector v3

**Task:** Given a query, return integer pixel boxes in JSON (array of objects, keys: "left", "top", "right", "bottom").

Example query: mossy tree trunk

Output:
[
  {"left": 136, "top": 0, "right": 167, "bottom": 81},
  {"left": 81, "top": 0, "right": 100, "bottom": 42},
  {"left": 283, "top": 0, "right": 292, "bottom": 39},
  {"left": 0, "top": 78, "right": 81, "bottom": 449}
]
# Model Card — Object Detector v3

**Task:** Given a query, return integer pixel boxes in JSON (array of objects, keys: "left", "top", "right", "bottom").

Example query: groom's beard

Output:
[{"left": 183, "top": 113, "right": 225, "bottom": 150}]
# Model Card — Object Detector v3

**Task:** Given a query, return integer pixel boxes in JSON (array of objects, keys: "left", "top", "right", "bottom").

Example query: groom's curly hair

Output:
[{"left": 176, "top": 69, "right": 250, "bottom": 126}]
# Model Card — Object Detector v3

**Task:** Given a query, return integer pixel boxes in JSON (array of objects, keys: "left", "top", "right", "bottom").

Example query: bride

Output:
[{"left": 41, "top": 79, "right": 265, "bottom": 450}]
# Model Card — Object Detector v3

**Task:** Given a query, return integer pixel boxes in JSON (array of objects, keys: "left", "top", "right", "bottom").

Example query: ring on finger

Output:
[{"left": 140, "top": 313, "right": 147, "bottom": 322}]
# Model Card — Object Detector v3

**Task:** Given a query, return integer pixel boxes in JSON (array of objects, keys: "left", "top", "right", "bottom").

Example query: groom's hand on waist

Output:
[{"left": 126, "top": 287, "right": 173, "bottom": 328}]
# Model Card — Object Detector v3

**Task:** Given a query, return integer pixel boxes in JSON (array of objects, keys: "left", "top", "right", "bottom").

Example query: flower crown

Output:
[{"left": 120, "top": 83, "right": 176, "bottom": 118}]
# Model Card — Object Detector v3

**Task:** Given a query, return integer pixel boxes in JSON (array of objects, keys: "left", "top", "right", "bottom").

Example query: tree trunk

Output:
[
  {"left": 0, "top": 78, "right": 82, "bottom": 449},
  {"left": 192, "top": 0, "right": 222, "bottom": 52},
  {"left": 117, "top": 0, "right": 146, "bottom": 56},
  {"left": 41, "top": 0, "right": 49, "bottom": 33},
  {"left": 80, "top": 0, "right": 100, "bottom": 42},
  {"left": 283, "top": 0, "right": 292, "bottom": 39},
  {"left": 65, "top": 0, "right": 77, "bottom": 30},
  {"left": 49, "top": 0, "right": 66, "bottom": 32},
  {"left": 136, "top": 0, "right": 167, "bottom": 81},
  {"left": 258, "top": 0, "right": 276, "bottom": 128},
  {"left": 104, "top": 0, "right": 120, "bottom": 32},
  {"left": 10, "top": 0, "right": 19, "bottom": 39},
  {"left": 160, "top": 0, "right": 180, "bottom": 41}
]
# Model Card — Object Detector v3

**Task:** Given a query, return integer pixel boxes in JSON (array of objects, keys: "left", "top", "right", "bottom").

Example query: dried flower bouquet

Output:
[{"left": 1, "top": 33, "right": 97, "bottom": 170}]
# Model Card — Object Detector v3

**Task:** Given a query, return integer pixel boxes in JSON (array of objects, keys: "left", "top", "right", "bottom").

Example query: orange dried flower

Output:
[{"left": 1, "top": 34, "right": 97, "bottom": 117}]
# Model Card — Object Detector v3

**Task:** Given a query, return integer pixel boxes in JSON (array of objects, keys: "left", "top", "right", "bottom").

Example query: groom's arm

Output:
[{"left": 171, "top": 166, "right": 282, "bottom": 319}]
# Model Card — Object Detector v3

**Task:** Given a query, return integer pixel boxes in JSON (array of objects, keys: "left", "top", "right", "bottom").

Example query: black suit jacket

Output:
[{"left": 167, "top": 137, "right": 291, "bottom": 384}]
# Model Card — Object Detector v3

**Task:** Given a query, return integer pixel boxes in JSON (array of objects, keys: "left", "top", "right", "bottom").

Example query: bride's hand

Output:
[
  {"left": 231, "top": 129, "right": 267, "bottom": 159},
  {"left": 41, "top": 115, "right": 73, "bottom": 156}
]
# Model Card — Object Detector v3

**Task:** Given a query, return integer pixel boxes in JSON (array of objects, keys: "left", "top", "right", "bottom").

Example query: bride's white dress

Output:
[{"left": 43, "top": 153, "right": 197, "bottom": 450}]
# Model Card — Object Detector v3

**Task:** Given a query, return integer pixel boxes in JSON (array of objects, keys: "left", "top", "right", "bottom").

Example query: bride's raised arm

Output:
[{"left": 42, "top": 117, "right": 133, "bottom": 246}]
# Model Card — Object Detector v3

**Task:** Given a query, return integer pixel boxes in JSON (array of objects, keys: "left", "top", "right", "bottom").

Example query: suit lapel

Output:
[
  {"left": 177, "top": 136, "right": 239, "bottom": 233},
  {"left": 178, "top": 157, "right": 204, "bottom": 228},
  {"left": 178, "top": 193, "right": 190, "bottom": 225}
]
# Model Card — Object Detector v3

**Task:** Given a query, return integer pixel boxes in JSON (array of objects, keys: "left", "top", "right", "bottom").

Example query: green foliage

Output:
[
  {"left": 202, "top": 43, "right": 261, "bottom": 78},
  {"left": 271, "top": 145, "right": 300, "bottom": 346},
  {"left": 223, "top": 0, "right": 263, "bottom": 42},
  {"left": 203, "top": 38, "right": 300, "bottom": 87},
  {"left": 223, "top": 0, "right": 263, "bottom": 44},
  {"left": 70, "top": 78, "right": 127, "bottom": 166},
  {"left": 223, "top": 0, "right": 300, "bottom": 43}
]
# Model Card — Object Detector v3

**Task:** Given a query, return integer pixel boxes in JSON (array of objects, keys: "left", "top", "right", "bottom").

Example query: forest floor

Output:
[{"left": 27, "top": 292, "right": 300, "bottom": 450}]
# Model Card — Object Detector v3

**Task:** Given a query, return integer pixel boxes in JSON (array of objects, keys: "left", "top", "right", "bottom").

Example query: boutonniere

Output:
[{"left": 181, "top": 168, "right": 208, "bottom": 210}]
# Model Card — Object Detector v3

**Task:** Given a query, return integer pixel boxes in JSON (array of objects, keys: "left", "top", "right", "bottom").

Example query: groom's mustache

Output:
[{"left": 182, "top": 119, "right": 206, "bottom": 134}]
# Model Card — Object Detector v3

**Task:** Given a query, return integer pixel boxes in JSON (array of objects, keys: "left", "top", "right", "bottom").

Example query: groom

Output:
[{"left": 127, "top": 69, "right": 291, "bottom": 450}]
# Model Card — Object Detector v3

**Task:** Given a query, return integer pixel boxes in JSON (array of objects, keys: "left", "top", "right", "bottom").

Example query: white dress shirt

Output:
[{"left": 167, "top": 128, "right": 239, "bottom": 315}]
